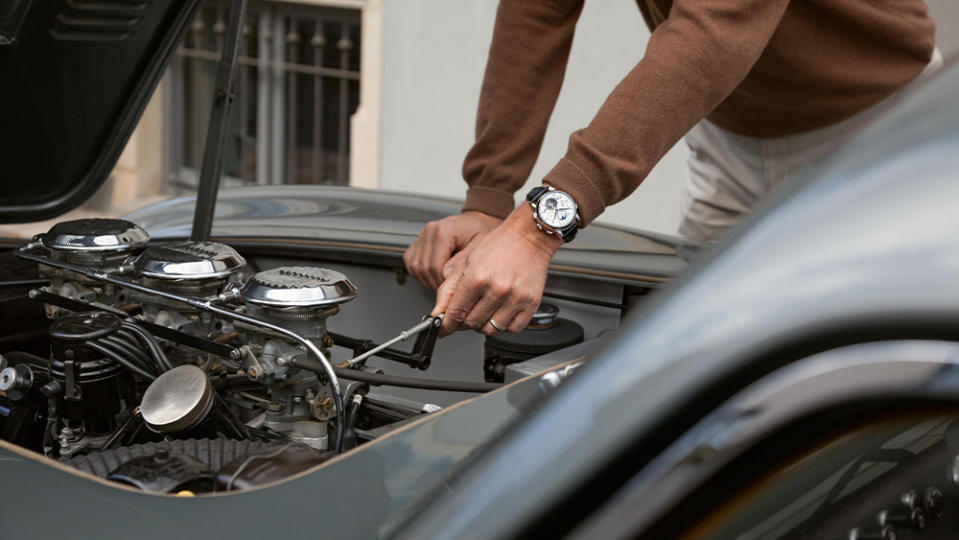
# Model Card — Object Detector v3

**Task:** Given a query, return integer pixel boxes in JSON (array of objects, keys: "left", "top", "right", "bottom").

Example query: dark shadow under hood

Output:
[{"left": 0, "top": 0, "right": 201, "bottom": 223}]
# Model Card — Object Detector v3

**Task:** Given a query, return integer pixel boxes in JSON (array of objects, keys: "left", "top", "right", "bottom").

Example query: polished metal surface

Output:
[
  {"left": 0, "top": 367, "right": 19, "bottom": 392},
  {"left": 345, "top": 315, "right": 442, "bottom": 368},
  {"left": 133, "top": 240, "right": 245, "bottom": 280},
  {"left": 240, "top": 266, "right": 357, "bottom": 308},
  {"left": 529, "top": 303, "right": 560, "bottom": 327},
  {"left": 40, "top": 218, "right": 149, "bottom": 253},
  {"left": 139, "top": 364, "right": 213, "bottom": 433}
]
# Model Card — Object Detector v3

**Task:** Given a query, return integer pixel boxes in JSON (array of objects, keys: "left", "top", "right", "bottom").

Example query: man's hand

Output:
[
  {"left": 404, "top": 211, "right": 502, "bottom": 290},
  {"left": 432, "top": 204, "right": 562, "bottom": 337}
]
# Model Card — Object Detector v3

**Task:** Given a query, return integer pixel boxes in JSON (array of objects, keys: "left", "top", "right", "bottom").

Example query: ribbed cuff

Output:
[
  {"left": 543, "top": 157, "right": 606, "bottom": 227},
  {"left": 461, "top": 185, "right": 516, "bottom": 219}
]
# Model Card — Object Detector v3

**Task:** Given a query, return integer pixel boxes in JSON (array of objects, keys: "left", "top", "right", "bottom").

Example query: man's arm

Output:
[
  {"left": 547, "top": 0, "right": 791, "bottom": 226},
  {"left": 405, "top": 0, "right": 584, "bottom": 289},
  {"left": 461, "top": 0, "right": 585, "bottom": 219},
  {"left": 436, "top": 0, "right": 793, "bottom": 336}
]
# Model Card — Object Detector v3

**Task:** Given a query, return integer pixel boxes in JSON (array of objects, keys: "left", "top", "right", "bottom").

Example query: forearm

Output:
[
  {"left": 462, "top": 0, "right": 585, "bottom": 219},
  {"left": 546, "top": 0, "right": 791, "bottom": 226}
]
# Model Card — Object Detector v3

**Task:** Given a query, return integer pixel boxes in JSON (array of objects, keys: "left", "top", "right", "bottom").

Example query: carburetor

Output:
[
  {"left": 234, "top": 266, "right": 358, "bottom": 448},
  {"left": 36, "top": 218, "right": 149, "bottom": 307},
  {"left": 130, "top": 240, "right": 246, "bottom": 336}
]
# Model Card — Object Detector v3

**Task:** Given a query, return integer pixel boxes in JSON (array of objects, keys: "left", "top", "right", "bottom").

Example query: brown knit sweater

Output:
[{"left": 461, "top": 0, "right": 935, "bottom": 226}]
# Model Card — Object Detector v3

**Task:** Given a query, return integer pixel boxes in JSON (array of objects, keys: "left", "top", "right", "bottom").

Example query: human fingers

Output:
[
  {"left": 415, "top": 222, "right": 444, "bottom": 290},
  {"left": 438, "top": 266, "right": 486, "bottom": 337},
  {"left": 482, "top": 280, "right": 542, "bottom": 335},
  {"left": 404, "top": 225, "right": 434, "bottom": 289},
  {"left": 483, "top": 303, "right": 518, "bottom": 335},
  {"left": 432, "top": 271, "right": 458, "bottom": 318},
  {"left": 425, "top": 225, "right": 458, "bottom": 289},
  {"left": 462, "top": 281, "right": 508, "bottom": 332},
  {"left": 443, "top": 245, "right": 472, "bottom": 280},
  {"left": 506, "top": 298, "right": 540, "bottom": 333}
]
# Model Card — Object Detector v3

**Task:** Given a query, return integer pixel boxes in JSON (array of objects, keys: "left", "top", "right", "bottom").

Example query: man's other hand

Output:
[
  {"left": 404, "top": 211, "right": 502, "bottom": 290},
  {"left": 432, "top": 204, "right": 562, "bottom": 337}
]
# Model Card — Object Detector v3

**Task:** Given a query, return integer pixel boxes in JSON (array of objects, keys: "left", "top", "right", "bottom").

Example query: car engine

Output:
[{"left": 0, "top": 218, "right": 493, "bottom": 494}]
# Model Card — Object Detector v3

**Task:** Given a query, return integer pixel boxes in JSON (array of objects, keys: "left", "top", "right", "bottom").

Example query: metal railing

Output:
[{"left": 166, "top": 1, "right": 361, "bottom": 191}]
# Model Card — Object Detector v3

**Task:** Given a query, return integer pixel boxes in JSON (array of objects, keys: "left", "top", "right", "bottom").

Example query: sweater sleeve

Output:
[
  {"left": 461, "top": 0, "right": 585, "bottom": 219},
  {"left": 545, "top": 0, "right": 791, "bottom": 226}
]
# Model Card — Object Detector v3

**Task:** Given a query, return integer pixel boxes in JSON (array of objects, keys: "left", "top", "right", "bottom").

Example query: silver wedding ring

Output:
[{"left": 488, "top": 317, "right": 505, "bottom": 332}]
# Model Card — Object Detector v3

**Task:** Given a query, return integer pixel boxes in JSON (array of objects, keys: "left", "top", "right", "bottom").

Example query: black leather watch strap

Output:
[
  {"left": 560, "top": 225, "right": 579, "bottom": 243},
  {"left": 525, "top": 186, "right": 549, "bottom": 202}
]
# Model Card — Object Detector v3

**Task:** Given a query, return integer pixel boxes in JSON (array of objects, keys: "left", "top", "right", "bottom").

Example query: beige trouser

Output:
[{"left": 678, "top": 48, "right": 944, "bottom": 244}]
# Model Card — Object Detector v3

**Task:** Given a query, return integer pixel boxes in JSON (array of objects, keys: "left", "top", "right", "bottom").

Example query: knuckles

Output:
[
  {"left": 445, "top": 307, "right": 469, "bottom": 326},
  {"left": 469, "top": 274, "right": 490, "bottom": 290},
  {"left": 464, "top": 316, "right": 486, "bottom": 330},
  {"left": 488, "top": 282, "right": 510, "bottom": 298}
]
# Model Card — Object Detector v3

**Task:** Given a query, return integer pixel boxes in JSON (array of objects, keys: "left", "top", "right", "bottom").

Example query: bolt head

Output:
[{"left": 319, "top": 396, "right": 333, "bottom": 411}]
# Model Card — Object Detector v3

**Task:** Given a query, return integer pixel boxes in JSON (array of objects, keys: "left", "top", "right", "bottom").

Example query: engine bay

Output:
[{"left": 0, "top": 218, "right": 598, "bottom": 495}]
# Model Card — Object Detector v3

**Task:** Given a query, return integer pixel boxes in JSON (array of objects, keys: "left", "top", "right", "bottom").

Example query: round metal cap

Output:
[
  {"left": 50, "top": 312, "right": 121, "bottom": 344},
  {"left": 133, "top": 241, "right": 246, "bottom": 280},
  {"left": 529, "top": 302, "right": 560, "bottom": 327},
  {"left": 140, "top": 365, "right": 214, "bottom": 434},
  {"left": 0, "top": 367, "right": 20, "bottom": 392},
  {"left": 41, "top": 218, "right": 149, "bottom": 253},
  {"left": 240, "top": 266, "right": 358, "bottom": 308}
]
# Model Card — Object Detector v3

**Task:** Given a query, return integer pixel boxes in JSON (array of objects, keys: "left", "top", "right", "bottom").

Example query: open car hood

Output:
[{"left": 0, "top": 0, "right": 200, "bottom": 223}]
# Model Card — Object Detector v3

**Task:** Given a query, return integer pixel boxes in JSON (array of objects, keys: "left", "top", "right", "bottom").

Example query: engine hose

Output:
[
  {"left": 86, "top": 342, "right": 156, "bottom": 381},
  {"left": 92, "top": 339, "right": 155, "bottom": 375},
  {"left": 123, "top": 323, "right": 173, "bottom": 371},
  {"left": 340, "top": 395, "right": 363, "bottom": 450},
  {"left": 102, "top": 412, "right": 140, "bottom": 450},
  {"left": 120, "top": 323, "right": 173, "bottom": 371},
  {"left": 115, "top": 328, "right": 156, "bottom": 361},
  {"left": 99, "top": 336, "right": 156, "bottom": 373},
  {"left": 290, "top": 357, "right": 501, "bottom": 393}
]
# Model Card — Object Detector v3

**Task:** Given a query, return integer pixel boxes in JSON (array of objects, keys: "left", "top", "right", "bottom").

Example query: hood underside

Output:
[{"left": 0, "top": 0, "right": 200, "bottom": 223}]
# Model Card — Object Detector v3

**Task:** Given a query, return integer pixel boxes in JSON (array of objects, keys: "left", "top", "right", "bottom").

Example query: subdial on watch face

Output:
[{"left": 538, "top": 192, "right": 574, "bottom": 228}]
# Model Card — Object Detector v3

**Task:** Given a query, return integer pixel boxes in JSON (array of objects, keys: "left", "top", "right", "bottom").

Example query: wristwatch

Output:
[{"left": 525, "top": 185, "right": 581, "bottom": 243}]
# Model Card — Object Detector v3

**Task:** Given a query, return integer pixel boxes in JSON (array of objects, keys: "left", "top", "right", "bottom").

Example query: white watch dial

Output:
[{"left": 537, "top": 191, "right": 576, "bottom": 229}]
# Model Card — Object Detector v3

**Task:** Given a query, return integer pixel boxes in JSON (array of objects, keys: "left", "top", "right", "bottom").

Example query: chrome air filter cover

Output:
[
  {"left": 133, "top": 241, "right": 246, "bottom": 281},
  {"left": 40, "top": 218, "right": 150, "bottom": 268},
  {"left": 41, "top": 218, "right": 150, "bottom": 254},
  {"left": 240, "top": 266, "right": 357, "bottom": 310}
]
